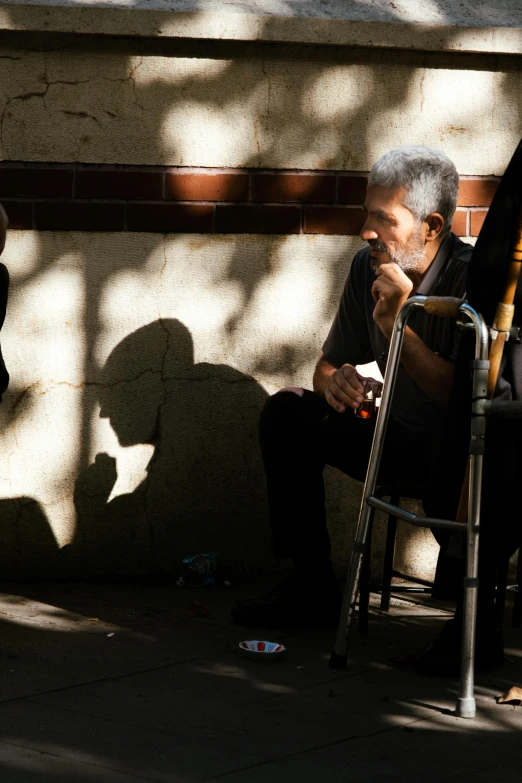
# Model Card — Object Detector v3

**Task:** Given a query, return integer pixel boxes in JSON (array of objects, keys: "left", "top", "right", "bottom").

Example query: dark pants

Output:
[
  {"left": 259, "top": 389, "right": 522, "bottom": 626},
  {"left": 429, "top": 416, "right": 522, "bottom": 625},
  {"left": 259, "top": 389, "right": 429, "bottom": 561}
]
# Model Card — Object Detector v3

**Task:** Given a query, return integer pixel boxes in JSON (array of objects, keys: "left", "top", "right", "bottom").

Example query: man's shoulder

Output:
[
  {"left": 448, "top": 233, "right": 473, "bottom": 265},
  {"left": 434, "top": 233, "right": 471, "bottom": 298},
  {"left": 352, "top": 245, "right": 371, "bottom": 265},
  {"left": 348, "top": 246, "right": 372, "bottom": 281}
]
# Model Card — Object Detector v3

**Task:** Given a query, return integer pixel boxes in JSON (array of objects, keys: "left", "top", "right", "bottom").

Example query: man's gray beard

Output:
[
  {"left": 389, "top": 241, "right": 425, "bottom": 273},
  {"left": 370, "top": 230, "right": 425, "bottom": 273}
]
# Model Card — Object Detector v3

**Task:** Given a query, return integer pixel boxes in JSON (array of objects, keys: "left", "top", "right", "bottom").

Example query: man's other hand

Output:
[
  {"left": 324, "top": 365, "right": 381, "bottom": 414},
  {"left": 371, "top": 262, "right": 413, "bottom": 338}
]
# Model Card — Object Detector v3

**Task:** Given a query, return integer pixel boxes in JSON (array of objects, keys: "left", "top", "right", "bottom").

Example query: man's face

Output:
[{"left": 361, "top": 184, "right": 426, "bottom": 274}]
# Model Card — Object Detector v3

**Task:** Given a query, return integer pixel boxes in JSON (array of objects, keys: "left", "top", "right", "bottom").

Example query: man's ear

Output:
[{"left": 424, "top": 212, "right": 444, "bottom": 241}]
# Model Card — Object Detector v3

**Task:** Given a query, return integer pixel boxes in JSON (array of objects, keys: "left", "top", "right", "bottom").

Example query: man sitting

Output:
[{"left": 233, "top": 146, "right": 472, "bottom": 638}]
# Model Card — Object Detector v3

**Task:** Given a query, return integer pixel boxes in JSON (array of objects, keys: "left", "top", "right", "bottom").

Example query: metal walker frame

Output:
[{"left": 330, "top": 295, "right": 490, "bottom": 720}]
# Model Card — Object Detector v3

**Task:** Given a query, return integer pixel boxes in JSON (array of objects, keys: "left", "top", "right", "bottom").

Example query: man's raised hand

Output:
[{"left": 371, "top": 262, "right": 413, "bottom": 338}]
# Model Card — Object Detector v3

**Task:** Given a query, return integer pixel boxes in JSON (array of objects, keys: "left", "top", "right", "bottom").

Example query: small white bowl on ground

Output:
[{"left": 239, "top": 640, "right": 286, "bottom": 660}]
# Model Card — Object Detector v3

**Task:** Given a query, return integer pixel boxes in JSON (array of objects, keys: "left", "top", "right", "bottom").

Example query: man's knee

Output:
[
  {"left": 260, "top": 387, "right": 328, "bottom": 437},
  {"left": 278, "top": 386, "right": 304, "bottom": 397},
  {"left": 260, "top": 387, "right": 306, "bottom": 428}
]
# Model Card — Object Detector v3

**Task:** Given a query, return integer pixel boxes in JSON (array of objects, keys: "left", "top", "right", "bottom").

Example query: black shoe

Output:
[
  {"left": 231, "top": 578, "right": 342, "bottom": 627},
  {"left": 415, "top": 619, "right": 505, "bottom": 677}
]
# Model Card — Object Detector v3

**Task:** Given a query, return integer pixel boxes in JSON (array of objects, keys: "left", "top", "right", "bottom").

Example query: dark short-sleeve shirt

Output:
[{"left": 322, "top": 233, "right": 472, "bottom": 437}]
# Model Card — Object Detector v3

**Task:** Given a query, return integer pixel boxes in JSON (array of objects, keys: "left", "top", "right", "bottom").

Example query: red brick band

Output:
[{"left": 0, "top": 163, "right": 497, "bottom": 236}]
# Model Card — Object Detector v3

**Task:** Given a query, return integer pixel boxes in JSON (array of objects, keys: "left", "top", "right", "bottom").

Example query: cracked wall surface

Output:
[
  {"left": 1, "top": 230, "right": 421, "bottom": 579},
  {"left": 0, "top": 228, "right": 442, "bottom": 579},
  {"left": 0, "top": 43, "right": 520, "bottom": 172},
  {"left": 0, "top": 32, "right": 518, "bottom": 579}
]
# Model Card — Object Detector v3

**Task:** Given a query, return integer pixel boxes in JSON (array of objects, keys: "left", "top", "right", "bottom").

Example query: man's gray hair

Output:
[{"left": 368, "top": 146, "right": 459, "bottom": 238}]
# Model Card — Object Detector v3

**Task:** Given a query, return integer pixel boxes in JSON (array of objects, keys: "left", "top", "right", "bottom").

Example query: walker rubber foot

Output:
[
  {"left": 456, "top": 696, "right": 476, "bottom": 719},
  {"left": 329, "top": 652, "right": 348, "bottom": 669}
]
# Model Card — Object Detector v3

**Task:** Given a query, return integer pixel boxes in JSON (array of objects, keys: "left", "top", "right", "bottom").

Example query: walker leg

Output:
[
  {"left": 381, "top": 498, "right": 399, "bottom": 611},
  {"left": 512, "top": 549, "right": 522, "bottom": 627},
  {"left": 456, "top": 527, "right": 479, "bottom": 719},
  {"left": 456, "top": 572, "right": 478, "bottom": 719},
  {"left": 456, "top": 356, "right": 488, "bottom": 718},
  {"left": 330, "top": 504, "right": 374, "bottom": 668},
  {"left": 358, "top": 517, "right": 373, "bottom": 633},
  {"left": 330, "top": 298, "right": 410, "bottom": 669}
]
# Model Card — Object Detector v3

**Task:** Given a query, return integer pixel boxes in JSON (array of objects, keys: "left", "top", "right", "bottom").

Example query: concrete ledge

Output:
[{"left": 0, "top": 0, "right": 521, "bottom": 53}]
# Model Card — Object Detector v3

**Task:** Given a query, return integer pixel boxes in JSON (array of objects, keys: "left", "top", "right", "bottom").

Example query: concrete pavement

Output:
[{"left": 0, "top": 580, "right": 520, "bottom": 782}]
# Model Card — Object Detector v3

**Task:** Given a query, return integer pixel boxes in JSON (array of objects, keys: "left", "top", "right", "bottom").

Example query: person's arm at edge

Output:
[{"left": 0, "top": 204, "right": 9, "bottom": 330}]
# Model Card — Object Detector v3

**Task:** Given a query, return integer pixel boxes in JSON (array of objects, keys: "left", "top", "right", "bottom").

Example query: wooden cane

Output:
[{"left": 456, "top": 208, "right": 522, "bottom": 522}]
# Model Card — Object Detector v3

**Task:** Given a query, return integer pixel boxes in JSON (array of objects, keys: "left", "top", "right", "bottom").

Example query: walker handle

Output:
[{"left": 423, "top": 296, "right": 464, "bottom": 319}]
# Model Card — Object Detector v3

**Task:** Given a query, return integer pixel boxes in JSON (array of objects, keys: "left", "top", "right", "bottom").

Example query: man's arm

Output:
[
  {"left": 372, "top": 261, "right": 454, "bottom": 407},
  {"left": 318, "top": 251, "right": 382, "bottom": 413},
  {"left": 313, "top": 354, "right": 338, "bottom": 399},
  {"left": 398, "top": 328, "right": 454, "bottom": 407}
]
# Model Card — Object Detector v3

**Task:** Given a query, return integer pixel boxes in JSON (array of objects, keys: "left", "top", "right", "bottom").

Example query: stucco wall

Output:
[
  {"left": 0, "top": 230, "right": 369, "bottom": 578},
  {"left": 0, "top": 225, "right": 476, "bottom": 581},
  {"left": 0, "top": 23, "right": 519, "bottom": 580},
  {"left": 0, "top": 39, "right": 521, "bottom": 173}
]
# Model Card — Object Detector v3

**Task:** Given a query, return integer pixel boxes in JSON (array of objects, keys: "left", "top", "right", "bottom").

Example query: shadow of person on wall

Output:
[{"left": 71, "top": 319, "right": 268, "bottom": 579}]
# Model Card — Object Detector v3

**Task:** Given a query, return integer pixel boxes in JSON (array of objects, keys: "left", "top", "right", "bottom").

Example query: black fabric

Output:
[
  {"left": 468, "top": 137, "right": 522, "bottom": 333},
  {"left": 259, "top": 389, "right": 429, "bottom": 560},
  {"left": 467, "top": 141, "right": 522, "bottom": 408},
  {"left": 467, "top": 137, "right": 522, "bottom": 405},
  {"left": 426, "top": 138, "right": 522, "bottom": 621},
  {"left": 322, "top": 233, "right": 472, "bottom": 437},
  {"left": 0, "top": 262, "right": 9, "bottom": 399},
  {"left": 425, "top": 329, "right": 518, "bottom": 622}
]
